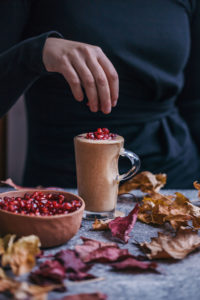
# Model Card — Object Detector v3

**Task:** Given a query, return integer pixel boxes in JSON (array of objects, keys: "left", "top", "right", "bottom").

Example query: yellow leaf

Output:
[{"left": 1, "top": 235, "right": 41, "bottom": 276}]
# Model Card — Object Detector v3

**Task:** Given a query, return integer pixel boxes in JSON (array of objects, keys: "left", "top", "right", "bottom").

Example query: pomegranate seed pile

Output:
[
  {"left": 86, "top": 128, "right": 117, "bottom": 140},
  {"left": 0, "top": 192, "right": 82, "bottom": 216}
]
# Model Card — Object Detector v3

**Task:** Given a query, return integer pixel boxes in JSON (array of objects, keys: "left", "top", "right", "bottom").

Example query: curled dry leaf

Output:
[
  {"left": 118, "top": 171, "right": 167, "bottom": 194},
  {"left": 60, "top": 293, "right": 107, "bottom": 300},
  {"left": 108, "top": 203, "right": 139, "bottom": 243},
  {"left": 75, "top": 237, "right": 117, "bottom": 262},
  {"left": 1, "top": 235, "right": 41, "bottom": 276},
  {"left": 30, "top": 260, "right": 66, "bottom": 287},
  {"left": 0, "top": 267, "right": 59, "bottom": 300},
  {"left": 140, "top": 227, "right": 200, "bottom": 260},
  {"left": 138, "top": 192, "right": 200, "bottom": 229},
  {"left": 92, "top": 219, "right": 111, "bottom": 231},
  {"left": 193, "top": 181, "right": 200, "bottom": 189},
  {"left": 111, "top": 257, "right": 158, "bottom": 272}
]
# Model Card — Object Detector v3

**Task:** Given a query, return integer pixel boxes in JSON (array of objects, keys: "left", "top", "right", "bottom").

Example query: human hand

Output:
[{"left": 43, "top": 37, "right": 119, "bottom": 114}]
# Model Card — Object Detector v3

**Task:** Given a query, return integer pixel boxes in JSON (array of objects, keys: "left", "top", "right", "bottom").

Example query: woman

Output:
[{"left": 0, "top": 0, "right": 199, "bottom": 188}]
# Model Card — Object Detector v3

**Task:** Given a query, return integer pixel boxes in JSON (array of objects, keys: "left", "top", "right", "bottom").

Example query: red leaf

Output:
[
  {"left": 108, "top": 203, "right": 139, "bottom": 243},
  {"left": 111, "top": 257, "right": 158, "bottom": 272},
  {"left": 55, "top": 249, "right": 91, "bottom": 273},
  {"left": 30, "top": 260, "right": 66, "bottom": 290},
  {"left": 60, "top": 293, "right": 107, "bottom": 300},
  {"left": 75, "top": 237, "right": 118, "bottom": 262},
  {"left": 83, "top": 246, "right": 130, "bottom": 263}
]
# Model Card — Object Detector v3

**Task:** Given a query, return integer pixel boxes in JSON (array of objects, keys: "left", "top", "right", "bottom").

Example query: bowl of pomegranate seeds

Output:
[{"left": 0, "top": 190, "right": 85, "bottom": 247}]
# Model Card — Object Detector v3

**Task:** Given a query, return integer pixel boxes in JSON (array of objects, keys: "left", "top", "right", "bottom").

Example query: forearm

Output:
[{"left": 0, "top": 31, "right": 60, "bottom": 117}]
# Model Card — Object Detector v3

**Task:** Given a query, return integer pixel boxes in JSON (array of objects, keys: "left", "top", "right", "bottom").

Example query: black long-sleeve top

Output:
[{"left": 0, "top": 0, "right": 200, "bottom": 188}]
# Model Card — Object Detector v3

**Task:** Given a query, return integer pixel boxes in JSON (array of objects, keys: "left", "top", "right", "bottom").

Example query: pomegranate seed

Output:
[
  {"left": 24, "top": 193, "right": 30, "bottom": 200},
  {"left": 102, "top": 128, "right": 109, "bottom": 134},
  {"left": 85, "top": 128, "right": 116, "bottom": 140},
  {"left": 32, "top": 192, "right": 39, "bottom": 198},
  {"left": 0, "top": 192, "right": 81, "bottom": 216}
]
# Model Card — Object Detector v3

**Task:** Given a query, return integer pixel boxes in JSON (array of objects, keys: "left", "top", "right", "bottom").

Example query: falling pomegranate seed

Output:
[
  {"left": 85, "top": 128, "right": 117, "bottom": 140},
  {"left": 0, "top": 192, "right": 82, "bottom": 217}
]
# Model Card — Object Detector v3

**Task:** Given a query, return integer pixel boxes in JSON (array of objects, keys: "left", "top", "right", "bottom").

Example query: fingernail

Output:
[
  {"left": 91, "top": 106, "right": 98, "bottom": 112},
  {"left": 104, "top": 107, "right": 111, "bottom": 114}
]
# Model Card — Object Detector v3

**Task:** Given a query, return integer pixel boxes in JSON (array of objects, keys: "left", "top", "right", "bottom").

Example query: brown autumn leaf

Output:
[
  {"left": 0, "top": 267, "right": 59, "bottom": 300},
  {"left": 92, "top": 219, "right": 111, "bottom": 231},
  {"left": 138, "top": 192, "right": 200, "bottom": 229},
  {"left": 138, "top": 192, "right": 172, "bottom": 225},
  {"left": 194, "top": 181, "right": 200, "bottom": 198},
  {"left": 187, "top": 203, "right": 200, "bottom": 229},
  {"left": 140, "top": 227, "right": 200, "bottom": 259},
  {"left": 0, "top": 234, "right": 14, "bottom": 255},
  {"left": 1, "top": 235, "right": 41, "bottom": 276},
  {"left": 118, "top": 171, "right": 167, "bottom": 194}
]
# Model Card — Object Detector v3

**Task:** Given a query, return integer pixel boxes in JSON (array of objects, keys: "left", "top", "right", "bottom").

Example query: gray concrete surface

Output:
[{"left": 0, "top": 189, "right": 200, "bottom": 300}]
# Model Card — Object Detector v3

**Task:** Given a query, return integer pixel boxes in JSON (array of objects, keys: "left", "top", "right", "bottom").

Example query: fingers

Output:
[
  {"left": 70, "top": 54, "right": 99, "bottom": 113},
  {"left": 85, "top": 57, "right": 112, "bottom": 114},
  {"left": 61, "top": 57, "right": 84, "bottom": 102},
  {"left": 56, "top": 40, "right": 119, "bottom": 114},
  {"left": 98, "top": 55, "right": 119, "bottom": 107}
]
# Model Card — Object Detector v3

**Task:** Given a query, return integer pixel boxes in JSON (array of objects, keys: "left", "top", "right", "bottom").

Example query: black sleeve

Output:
[
  {"left": 0, "top": 31, "right": 61, "bottom": 118},
  {"left": 177, "top": 1, "right": 200, "bottom": 150}
]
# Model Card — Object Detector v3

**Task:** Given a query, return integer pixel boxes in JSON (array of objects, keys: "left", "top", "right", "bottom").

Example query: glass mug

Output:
[{"left": 74, "top": 133, "right": 140, "bottom": 219}]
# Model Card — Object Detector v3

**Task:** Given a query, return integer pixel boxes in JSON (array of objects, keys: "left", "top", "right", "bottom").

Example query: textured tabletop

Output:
[{"left": 0, "top": 188, "right": 200, "bottom": 300}]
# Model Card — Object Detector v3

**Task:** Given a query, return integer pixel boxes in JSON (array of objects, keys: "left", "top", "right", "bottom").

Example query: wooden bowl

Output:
[{"left": 0, "top": 190, "right": 85, "bottom": 248}]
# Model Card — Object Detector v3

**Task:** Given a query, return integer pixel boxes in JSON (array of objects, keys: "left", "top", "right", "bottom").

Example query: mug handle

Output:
[{"left": 116, "top": 148, "right": 141, "bottom": 182}]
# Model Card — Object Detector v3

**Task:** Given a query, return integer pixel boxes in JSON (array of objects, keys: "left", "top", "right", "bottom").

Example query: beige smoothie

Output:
[{"left": 74, "top": 133, "right": 124, "bottom": 212}]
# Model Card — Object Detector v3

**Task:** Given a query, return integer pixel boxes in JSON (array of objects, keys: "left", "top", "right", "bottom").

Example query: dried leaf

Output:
[
  {"left": 55, "top": 249, "right": 91, "bottom": 273},
  {"left": 55, "top": 249, "right": 95, "bottom": 281},
  {"left": 13, "top": 282, "right": 59, "bottom": 300},
  {"left": 30, "top": 260, "right": 66, "bottom": 286},
  {"left": 60, "top": 293, "right": 107, "bottom": 300},
  {"left": 0, "top": 267, "right": 59, "bottom": 300},
  {"left": 140, "top": 227, "right": 200, "bottom": 259},
  {"left": 187, "top": 203, "right": 200, "bottom": 229},
  {"left": 0, "top": 234, "right": 15, "bottom": 255},
  {"left": 138, "top": 192, "right": 200, "bottom": 229},
  {"left": 75, "top": 237, "right": 118, "bottom": 262},
  {"left": 1, "top": 235, "right": 41, "bottom": 276},
  {"left": 0, "top": 178, "right": 63, "bottom": 191},
  {"left": 194, "top": 181, "right": 200, "bottom": 198},
  {"left": 119, "top": 171, "right": 167, "bottom": 194},
  {"left": 83, "top": 246, "right": 129, "bottom": 263},
  {"left": 92, "top": 219, "right": 111, "bottom": 231},
  {"left": 108, "top": 203, "right": 139, "bottom": 243},
  {"left": 1, "top": 178, "right": 25, "bottom": 190},
  {"left": 111, "top": 257, "right": 158, "bottom": 272}
]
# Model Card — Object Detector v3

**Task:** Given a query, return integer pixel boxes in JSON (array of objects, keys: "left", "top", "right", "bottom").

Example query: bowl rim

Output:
[{"left": 0, "top": 189, "right": 85, "bottom": 219}]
